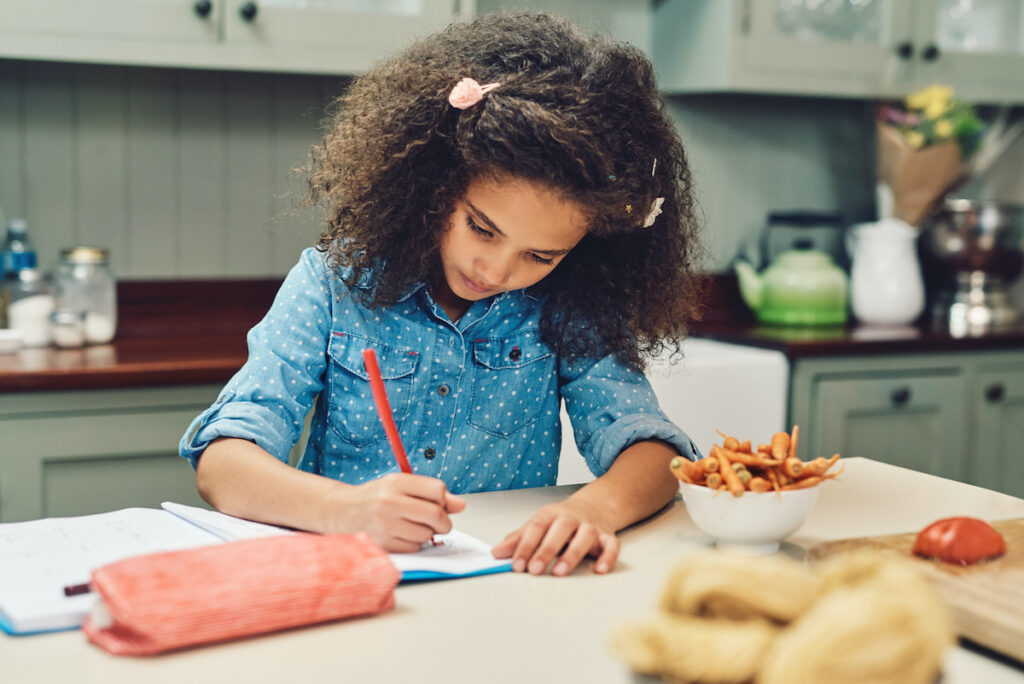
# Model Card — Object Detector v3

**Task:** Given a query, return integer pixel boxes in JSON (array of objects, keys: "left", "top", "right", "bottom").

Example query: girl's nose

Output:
[{"left": 477, "top": 250, "right": 514, "bottom": 287}]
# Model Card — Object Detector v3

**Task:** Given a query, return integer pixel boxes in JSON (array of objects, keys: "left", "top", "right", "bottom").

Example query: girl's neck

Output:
[{"left": 430, "top": 275, "right": 471, "bottom": 323}]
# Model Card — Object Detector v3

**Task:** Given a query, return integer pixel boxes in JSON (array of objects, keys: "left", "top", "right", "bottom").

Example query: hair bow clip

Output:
[
  {"left": 448, "top": 77, "right": 501, "bottom": 110},
  {"left": 643, "top": 197, "right": 665, "bottom": 228}
]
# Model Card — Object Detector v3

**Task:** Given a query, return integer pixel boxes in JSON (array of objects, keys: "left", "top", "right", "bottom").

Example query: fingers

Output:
[
  {"left": 591, "top": 533, "right": 619, "bottom": 574},
  {"left": 550, "top": 524, "right": 599, "bottom": 576},
  {"left": 491, "top": 529, "right": 521, "bottom": 559},
  {"left": 509, "top": 515, "right": 553, "bottom": 573},
  {"left": 444, "top": 491, "right": 467, "bottom": 514},
  {"left": 524, "top": 515, "right": 580, "bottom": 575},
  {"left": 499, "top": 505, "right": 621, "bottom": 576}
]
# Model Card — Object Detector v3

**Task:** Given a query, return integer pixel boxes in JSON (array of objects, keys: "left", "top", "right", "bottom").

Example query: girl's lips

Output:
[{"left": 460, "top": 272, "right": 492, "bottom": 295}]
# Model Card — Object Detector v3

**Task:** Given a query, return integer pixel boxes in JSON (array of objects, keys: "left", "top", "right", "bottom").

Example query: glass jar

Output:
[
  {"left": 6, "top": 268, "right": 55, "bottom": 347},
  {"left": 54, "top": 246, "right": 117, "bottom": 344}
]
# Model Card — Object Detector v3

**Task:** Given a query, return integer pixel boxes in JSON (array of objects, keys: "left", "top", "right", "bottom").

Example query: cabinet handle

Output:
[
  {"left": 239, "top": 1, "right": 258, "bottom": 22},
  {"left": 193, "top": 0, "right": 212, "bottom": 18},
  {"left": 985, "top": 384, "right": 1006, "bottom": 403},
  {"left": 896, "top": 41, "right": 914, "bottom": 59},
  {"left": 921, "top": 44, "right": 940, "bottom": 61},
  {"left": 890, "top": 387, "right": 912, "bottom": 406}
]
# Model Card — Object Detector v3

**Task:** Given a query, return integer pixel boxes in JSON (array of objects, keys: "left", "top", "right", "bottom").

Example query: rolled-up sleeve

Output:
[
  {"left": 560, "top": 354, "right": 700, "bottom": 477},
  {"left": 179, "top": 248, "right": 334, "bottom": 468}
]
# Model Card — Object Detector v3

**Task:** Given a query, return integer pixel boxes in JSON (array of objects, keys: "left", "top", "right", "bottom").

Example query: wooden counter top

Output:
[
  {"left": 690, "top": 319, "right": 1024, "bottom": 358},
  {"left": 2, "top": 276, "right": 1023, "bottom": 393},
  {"left": 0, "top": 334, "right": 248, "bottom": 392},
  {"left": 0, "top": 279, "right": 271, "bottom": 393}
]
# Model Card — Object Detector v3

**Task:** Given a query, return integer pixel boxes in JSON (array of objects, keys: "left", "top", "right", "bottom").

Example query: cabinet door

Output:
[
  {"left": 812, "top": 374, "right": 967, "bottom": 481},
  {"left": 743, "top": 0, "right": 915, "bottom": 93},
  {"left": 223, "top": 0, "right": 461, "bottom": 73},
  {"left": 913, "top": 0, "right": 1024, "bottom": 99},
  {"left": 0, "top": 0, "right": 219, "bottom": 43},
  {"left": 972, "top": 367, "right": 1024, "bottom": 498},
  {"left": 0, "top": 387, "right": 217, "bottom": 522}
]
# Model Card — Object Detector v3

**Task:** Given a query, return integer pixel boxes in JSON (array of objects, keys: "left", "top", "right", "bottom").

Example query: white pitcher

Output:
[{"left": 847, "top": 218, "right": 925, "bottom": 326}]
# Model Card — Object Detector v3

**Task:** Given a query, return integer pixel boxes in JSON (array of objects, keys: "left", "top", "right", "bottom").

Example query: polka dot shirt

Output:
[{"left": 180, "top": 248, "right": 697, "bottom": 494}]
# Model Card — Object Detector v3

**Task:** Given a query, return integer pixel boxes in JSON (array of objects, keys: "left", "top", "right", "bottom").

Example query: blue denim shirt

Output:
[{"left": 179, "top": 248, "right": 698, "bottom": 494}]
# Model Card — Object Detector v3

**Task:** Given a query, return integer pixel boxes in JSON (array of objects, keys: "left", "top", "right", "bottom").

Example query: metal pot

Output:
[
  {"left": 919, "top": 199, "right": 1024, "bottom": 333},
  {"left": 919, "top": 199, "right": 1024, "bottom": 283}
]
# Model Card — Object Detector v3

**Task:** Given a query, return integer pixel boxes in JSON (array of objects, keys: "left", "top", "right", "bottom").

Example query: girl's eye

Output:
[
  {"left": 529, "top": 253, "right": 554, "bottom": 265},
  {"left": 467, "top": 217, "right": 492, "bottom": 238}
]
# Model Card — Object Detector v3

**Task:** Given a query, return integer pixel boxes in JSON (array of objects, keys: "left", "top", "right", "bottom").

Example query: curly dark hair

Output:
[{"left": 308, "top": 11, "right": 704, "bottom": 369}]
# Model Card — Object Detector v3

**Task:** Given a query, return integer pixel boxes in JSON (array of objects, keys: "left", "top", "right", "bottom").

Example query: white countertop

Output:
[{"left": 4, "top": 457, "right": 1024, "bottom": 683}]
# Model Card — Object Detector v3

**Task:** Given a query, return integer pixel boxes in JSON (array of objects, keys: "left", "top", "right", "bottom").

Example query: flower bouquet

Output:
[{"left": 876, "top": 85, "right": 984, "bottom": 227}]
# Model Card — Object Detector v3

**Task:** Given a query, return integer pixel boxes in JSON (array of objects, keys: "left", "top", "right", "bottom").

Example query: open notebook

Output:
[{"left": 0, "top": 502, "right": 511, "bottom": 636}]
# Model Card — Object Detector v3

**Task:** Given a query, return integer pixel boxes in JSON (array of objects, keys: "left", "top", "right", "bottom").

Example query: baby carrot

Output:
[
  {"left": 705, "top": 472, "right": 723, "bottom": 489},
  {"left": 788, "top": 425, "right": 800, "bottom": 460},
  {"left": 796, "top": 453, "right": 840, "bottom": 479},
  {"left": 714, "top": 447, "right": 745, "bottom": 498},
  {"left": 669, "top": 456, "right": 704, "bottom": 484},
  {"left": 715, "top": 429, "right": 740, "bottom": 452},
  {"left": 782, "top": 457, "right": 804, "bottom": 479},
  {"left": 757, "top": 443, "right": 772, "bottom": 455},
  {"left": 770, "top": 432, "right": 790, "bottom": 461},
  {"left": 748, "top": 476, "right": 772, "bottom": 493},
  {"left": 699, "top": 455, "right": 720, "bottom": 473},
  {"left": 738, "top": 439, "right": 752, "bottom": 453},
  {"left": 717, "top": 447, "right": 781, "bottom": 469}
]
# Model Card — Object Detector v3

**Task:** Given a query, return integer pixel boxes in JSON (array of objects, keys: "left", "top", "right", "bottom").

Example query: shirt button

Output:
[
  {"left": 424, "top": 447, "right": 436, "bottom": 460},
  {"left": 437, "top": 384, "right": 450, "bottom": 396},
  {"left": 509, "top": 346, "right": 521, "bottom": 361}
]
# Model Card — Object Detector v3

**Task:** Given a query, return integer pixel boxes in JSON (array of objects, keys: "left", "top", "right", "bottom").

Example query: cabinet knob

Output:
[
  {"left": 890, "top": 387, "right": 912, "bottom": 406},
  {"left": 986, "top": 384, "right": 1006, "bottom": 403},
  {"left": 922, "top": 44, "right": 940, "bottom": 61},
  {"left": 193, "top": 0, "right": 212, "bottom": 18},
  {"left": 239, "top": 1, "right": 258, "bottom": 21},
  {"left": 896, "top": 41, "right": 914, "bottom": 59}
]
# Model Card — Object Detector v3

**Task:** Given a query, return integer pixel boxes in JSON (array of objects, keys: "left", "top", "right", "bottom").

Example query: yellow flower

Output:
[
  {"left": 905, "top": 130, "right": 926, "bottom": 149},
  {"left": 906, "top": 85, "right": 953, "bottom": 113},
  {"left": 934, "top": 118, "right": 954, "bottom": 138},
  {"left": 924, "top": 100, "right": 952, "bottom": 120}
]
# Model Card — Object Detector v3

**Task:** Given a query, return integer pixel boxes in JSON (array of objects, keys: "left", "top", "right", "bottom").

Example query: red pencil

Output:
[
  {"left": 362, "top": 348, "right": 413, "bottom": 474},
  {"left": 362, "top": 348, "right": 442, "bottom": 546}
]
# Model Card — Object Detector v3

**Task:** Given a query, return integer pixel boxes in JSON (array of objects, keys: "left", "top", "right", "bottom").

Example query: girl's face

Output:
[{"left": 435, "top": 174, "right": 588, "bottom": 319}]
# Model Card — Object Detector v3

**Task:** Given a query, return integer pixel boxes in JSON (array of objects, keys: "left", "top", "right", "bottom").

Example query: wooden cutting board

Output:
[{"left": 809, "top": 518, "right": 1024, "bottom": 664}]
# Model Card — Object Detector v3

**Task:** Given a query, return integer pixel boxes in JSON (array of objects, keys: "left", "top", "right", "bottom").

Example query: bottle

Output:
[
  {"left": 54, "top": 246, "right": 117, "bottom": 344},
  {"left": 6, "top": 268, "right": 54, "bottom": 347},
  {"left": 1, "top": 219, "right": 38, "bottom": 279}
]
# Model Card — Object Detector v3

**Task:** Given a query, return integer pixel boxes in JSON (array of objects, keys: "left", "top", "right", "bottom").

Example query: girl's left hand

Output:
[{"left": 491, "top": 499, "right": 619, "bottom": 576}]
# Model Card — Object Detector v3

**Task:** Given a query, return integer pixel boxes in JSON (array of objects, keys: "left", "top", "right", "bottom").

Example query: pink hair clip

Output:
[{"left": 448, "top": 77, "right": 500, "bottom": 110}]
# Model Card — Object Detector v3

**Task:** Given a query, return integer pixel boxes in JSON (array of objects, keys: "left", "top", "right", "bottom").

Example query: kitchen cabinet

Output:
[
  {"left": 972, "top": 364, "right": 1024, "bottom": 493},
  {"left": 789, "top": 349, "right": 1024, "bottom": 498},
  {"left": 0, "top": 0, "right": 470, "bottom": 76},
  {"left": 0, "top": 385, "right": 219, "bottom": 523},
  {"left": 653, "top": 0, "right": 1024, "bottom": 102}
]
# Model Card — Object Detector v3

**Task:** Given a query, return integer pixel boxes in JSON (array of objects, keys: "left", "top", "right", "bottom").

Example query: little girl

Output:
[{"left": 180, "top": 11, "right": 704, "bottom": 577}]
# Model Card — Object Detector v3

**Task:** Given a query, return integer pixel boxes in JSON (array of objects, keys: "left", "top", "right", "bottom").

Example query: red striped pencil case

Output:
[{"left": 82, "top": 532, "right": 399, "bottom": 656}]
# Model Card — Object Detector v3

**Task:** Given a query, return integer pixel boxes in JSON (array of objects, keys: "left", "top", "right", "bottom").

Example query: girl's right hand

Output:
[{"left": 320, "top": 473, "right": 466, "bottom": 552}]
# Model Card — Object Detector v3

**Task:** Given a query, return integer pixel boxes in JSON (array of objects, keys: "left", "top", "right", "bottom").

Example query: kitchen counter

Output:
[
  {"left": 3, "top": 276, "right": 1024, "bottom": 393},
  {"left": 694, "top": 273, "right": 1024, "bottom": 358},
  {"left": 3, "top": 457, "right": 1023, "bottom": 683},
  {"left": 691, "top": 318, "right": 1024, "bottom": 358}
]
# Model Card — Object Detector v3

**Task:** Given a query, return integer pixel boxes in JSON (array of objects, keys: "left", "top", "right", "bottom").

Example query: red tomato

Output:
[{"left": 912, "top": 517, "right": 1006, "bottom": 566}]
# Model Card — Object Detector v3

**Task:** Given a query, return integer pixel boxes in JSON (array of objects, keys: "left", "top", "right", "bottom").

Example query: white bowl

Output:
[{"left": 679, "top": 481, "right": 821, "bottom": 555}]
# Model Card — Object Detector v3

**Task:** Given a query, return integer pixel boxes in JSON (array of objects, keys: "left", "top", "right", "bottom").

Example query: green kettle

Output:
[{"left": 734, "top": 250, "right": 849, "bottom": 326}]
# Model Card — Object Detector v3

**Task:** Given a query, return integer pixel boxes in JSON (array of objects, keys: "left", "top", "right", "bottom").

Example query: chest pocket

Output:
[
  {"left": 468, "top": 330, "right": 555, "bottom": 438},
  {"left": 326, "top": 332, "right": 419, "bottom": 447}
]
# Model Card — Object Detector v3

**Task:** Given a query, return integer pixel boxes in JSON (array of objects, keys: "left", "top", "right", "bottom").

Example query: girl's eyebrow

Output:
[{"left": 466, "top": 200, "right": 572, "bottom": 256}]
